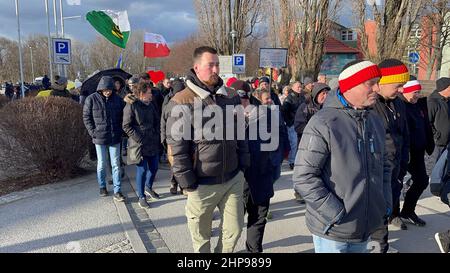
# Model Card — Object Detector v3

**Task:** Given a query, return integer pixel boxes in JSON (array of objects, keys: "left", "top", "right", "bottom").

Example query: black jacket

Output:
[
  {"left": 427, "top": 90, "right": 450, "bottom": 147},
  {"left": 122, "top": 94, "right": 160, "bottom": 159},
  {"left": 164, "top": 69, "right": 250, "bottom": 189},
  {"left": 373, "top": 96, "right": 409, "bottom": 179},
  {"left": 402, "top": 96, "right": 434, "bottom": 156},
  {"left": 83, "top": 92, "right": 124, "bottom": 145},
  {"left": 282, "top": 92, "right": 306, "bottom": 127}
]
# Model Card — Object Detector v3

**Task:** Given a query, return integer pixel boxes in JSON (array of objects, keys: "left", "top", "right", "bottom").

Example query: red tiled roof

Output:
[{"left": 324, "top": 36, "right": 360, "bottom": 54}]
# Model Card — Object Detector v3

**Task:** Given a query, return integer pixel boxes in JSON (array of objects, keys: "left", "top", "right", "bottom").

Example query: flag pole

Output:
[
  {"left": 15, "top": 0, "right": 25, "bottom": 98},
  {"left": 45, "top": 0, "right": 54, "bottom": 82},
  {"left": 59, "top": 0, "right": 66, "bottom": 77}
]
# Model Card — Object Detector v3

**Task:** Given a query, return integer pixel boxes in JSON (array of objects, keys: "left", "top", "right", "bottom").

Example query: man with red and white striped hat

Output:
[
  {"left": 398, "top": 78, "right": 434, "bottom": 226},
  {"left": 293, "top": 60, "right": 392, "bottom": 253}
]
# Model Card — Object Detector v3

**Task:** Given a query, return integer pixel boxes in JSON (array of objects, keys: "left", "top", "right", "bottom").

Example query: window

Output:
[{"left": 341, "top": 30, "right": 355, "bottom": 41}]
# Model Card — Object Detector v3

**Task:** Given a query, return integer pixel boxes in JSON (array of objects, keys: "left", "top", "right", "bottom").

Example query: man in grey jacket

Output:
[{"left": 293, "top": 60, "right": 392, "bottom": 253}]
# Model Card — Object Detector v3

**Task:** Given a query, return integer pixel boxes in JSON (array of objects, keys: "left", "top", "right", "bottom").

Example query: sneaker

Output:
[
  {"left": 289, "top": 163, "right": 294, "bottom": 170},
  {"left": 389, "top": 216, "right": 407, "bottom": 230},
  {"left": 435, "top": 231, "right": 450, "bottom": 253},
  {"left": 99, "top": 187, "right": 108, "bottom": 197},
  {"left": 145, "top": 188, "right": 160, "bottom": 200},
  {"left": 294, "top": 191, "right": 305, "bottom": 204},
  {"left": 169, "top": 185, "right": 178, "bottom": 195},
  {"left": 400, "top": 212, "right": 426, "bottom": 226},
  {"left": 113, "top": 192, "right": 126, "bottom": 202},
  {"left": 138, "top": 198, "right": 151, "bottom": 209}
]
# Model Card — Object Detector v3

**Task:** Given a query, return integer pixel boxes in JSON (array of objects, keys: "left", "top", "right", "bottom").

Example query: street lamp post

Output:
[
  {"left": 230, "top": 30, "right": 237, "bottom": 55},
  {"left": 29, "top": 46, "right": 35, "bottom": 83}
]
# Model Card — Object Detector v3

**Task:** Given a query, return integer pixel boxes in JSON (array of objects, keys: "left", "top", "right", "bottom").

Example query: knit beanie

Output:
[
  {"left": 378, "top": 59, "right": 409, "bottom": 85},
  {"left": 403, "top": 80, "right": 421, "bottom": 94},
  {"left": 338, "top": 60, "right": 381, "bottom": 93},
  {"left": 226, "top": 77, "right": 238, "bottom": 87}
]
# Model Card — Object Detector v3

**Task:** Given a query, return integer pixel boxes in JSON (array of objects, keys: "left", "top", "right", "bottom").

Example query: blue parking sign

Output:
[
  {"left": 52, "top": 38, "right": 71, "bottom": 64},
  {"left": 234, "top": 55, "right": 244, "bottom": 66},
  {"left": 55, "top": 41, "right": 69, "bottom": 54}
]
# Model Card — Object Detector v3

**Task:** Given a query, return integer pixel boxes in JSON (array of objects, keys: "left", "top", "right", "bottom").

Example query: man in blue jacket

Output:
[{"left": 83, "top": 76, "right": 126, "bottom": 202}]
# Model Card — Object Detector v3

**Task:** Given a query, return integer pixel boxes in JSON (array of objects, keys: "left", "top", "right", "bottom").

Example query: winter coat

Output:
[
  {"left": 373, "top": 96, "right": 409, "bottom": 179},
  {"left": 244, "top": 108, "right": 281, "bottom": 205},
  {"left": 164, "top": 69, "right": 250, "bottom": 190},
  {"left": 122, "top": 94, "right": 160, "bottom": 163},
  {"left": 282, "top": 91, "right": 306, "bottom": 127},
  {"left": 402, "top": 96, "right": 434, "bottom": 155},
  {"left": 293, "top": 89, "right": 392, "bottom": 243},
  {"left": 427, "top": 90, "right": 450, "bottom": 147},
  {"left": 83, "top": 92, "right": 124, "bottom": 145},
  {"left": 293, "top": 93, "right": 320, "bottom": 139}
]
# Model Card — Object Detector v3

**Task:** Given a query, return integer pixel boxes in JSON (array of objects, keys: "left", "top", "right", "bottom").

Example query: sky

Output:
[
  {"left": 0, "top": 0, "right": 354, "bottom": 44},
  {"left": 0, "top": 0, "right": 198, "bottom": 44}
]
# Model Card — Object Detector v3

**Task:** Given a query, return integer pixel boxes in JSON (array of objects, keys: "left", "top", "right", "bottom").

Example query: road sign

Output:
[
  {"left": 409, "top": 52, "right": 419, "bottom": 64},
  {"left": 232, "top": 54, "right": 245, "bottom": 74},
  {"left": 219, "top": 55, "right": 233, "bottom": 75},
  {"left": 52, "top": 38, "right": 71, "bottom": 65},
  {"left": 259, "top": 48, "right": 288, "bottom": 68}
]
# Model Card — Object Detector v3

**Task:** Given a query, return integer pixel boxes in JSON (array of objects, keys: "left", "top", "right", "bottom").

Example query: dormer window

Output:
[{"left": 341, "top": 30, "right": 356, "bottom": 41}]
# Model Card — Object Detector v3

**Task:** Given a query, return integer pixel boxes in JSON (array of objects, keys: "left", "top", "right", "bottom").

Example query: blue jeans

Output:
[
  {"left": 287, "top": 126, "right": 298, "bottom": 165},
  {"left": 136, "top": 155, "right": 159, "bottom": 198},
  {"left": 312, "top": 235, "right": 368, "bottom": 253},
  {"left": 95, "top": 143, "right": 121, "bottom": 194}
]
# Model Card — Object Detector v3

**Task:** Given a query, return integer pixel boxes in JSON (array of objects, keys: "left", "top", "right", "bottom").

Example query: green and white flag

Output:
[{"left": 86, "top": 10, "right": 130, "bottom": 49}]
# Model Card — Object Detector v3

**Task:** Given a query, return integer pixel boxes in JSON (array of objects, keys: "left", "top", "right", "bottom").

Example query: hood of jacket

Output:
[
  {"left": 185, "top": 69, "right": 227, "bottom": 99},
  {"left": 96, "top": 76, "right": 115, "bottom": 91}
]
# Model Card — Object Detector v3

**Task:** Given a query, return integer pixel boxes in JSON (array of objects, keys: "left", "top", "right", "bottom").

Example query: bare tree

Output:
[
  {"left": 420, "top": 0, "right": 450, "bottom": 79},
  {"left": 278, "top": 0, "right": 341, "bottom": 80},
  {"left": 353, "top": 0, "right": 427, "bottom": 63},
  {"left": 194, "top": 0, "right": 264, "bottom": 55}
]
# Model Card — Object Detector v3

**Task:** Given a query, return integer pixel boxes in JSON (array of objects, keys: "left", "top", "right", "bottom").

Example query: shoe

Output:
[
  {"left": 400, "top": 212, "right": 426, "bottom": 226},
  {"left": 138, "top": 198, "right": 151, "bottom": 209},
  {"left": 294, "top": 191, "right": 305, "bottom": 204},
  {"left": 289, "top": 163, "right": 294, "bottom": 170},
  {"left": 169, "top": 185, "right": 178, "bottom": 195},
  {"left": 389, "top": 216, "right": 407, "bottom": 230},
  {"left": 113, "top": 192, "right": 126, "bottom": 202},
  {"left": 99, "top": 187, "right": 108, "bottom": 197},
  {"left": 145, "top": 188, "right": 160, "bottom": 200},
  {"left": 435, "top": 231, "right": 450, "bottom": 253}
]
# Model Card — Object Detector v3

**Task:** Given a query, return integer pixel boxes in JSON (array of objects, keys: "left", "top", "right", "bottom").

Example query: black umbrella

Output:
[{"left": 80, "top": 68, "right": 132, "bottom": 97}]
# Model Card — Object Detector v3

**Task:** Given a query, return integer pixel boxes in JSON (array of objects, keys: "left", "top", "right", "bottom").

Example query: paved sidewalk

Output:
[
  {"left": 0, "top": 173, "right": 143, "bottom": 253},
  {"left": 1, "top": 161, "right": 449, "bottom": 253}
]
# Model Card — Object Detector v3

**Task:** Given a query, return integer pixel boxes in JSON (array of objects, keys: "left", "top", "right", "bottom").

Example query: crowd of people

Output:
[
  {"left": 2, "top": 45, "right": 449, "bottom": 254},
  {"left": 80, "top": 46, "right": 450, "bottom": 253}
]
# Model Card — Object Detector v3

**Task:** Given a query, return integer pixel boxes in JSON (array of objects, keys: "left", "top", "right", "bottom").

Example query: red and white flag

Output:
[{"left": 144, "top": 32, "right": 170, "bottom": 58}]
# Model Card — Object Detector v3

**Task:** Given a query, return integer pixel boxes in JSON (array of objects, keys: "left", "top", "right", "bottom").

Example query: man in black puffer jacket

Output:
[
  {"left": 83, "top": 76, "right": 126, "bottom": 202},
  {"left": 165, "top": 46, "right": 250, "bottom": 253},
  {"left": 293, "top": 60, "right": 391, "bottom": 253}
]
